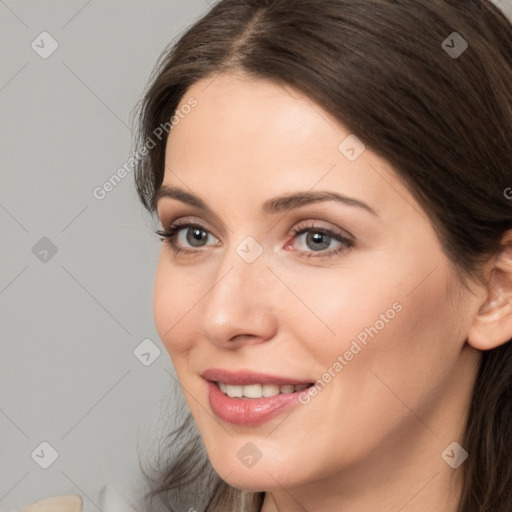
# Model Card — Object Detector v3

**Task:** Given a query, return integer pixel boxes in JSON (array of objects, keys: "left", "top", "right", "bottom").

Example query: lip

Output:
[
  {"left": 202, "top": 368, "right": 313, "bottom": 386},
  {"left": 202, "top": 368, "right": 314, "bottom": 425}
]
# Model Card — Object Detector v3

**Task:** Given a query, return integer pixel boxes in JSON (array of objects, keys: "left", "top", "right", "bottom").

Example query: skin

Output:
[{"left": 152, "top": 70, "right": 512, "bottom": 512}]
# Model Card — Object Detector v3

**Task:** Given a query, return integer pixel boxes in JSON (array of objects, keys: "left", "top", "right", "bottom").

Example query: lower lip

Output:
[{"left": 207, "top": 381, "right": 308, "bottom": 425}]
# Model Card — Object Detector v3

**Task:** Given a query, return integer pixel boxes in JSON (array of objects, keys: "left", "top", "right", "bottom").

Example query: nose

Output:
[{"left": 197, "top": 245, "right": 278, "bottom": 348}]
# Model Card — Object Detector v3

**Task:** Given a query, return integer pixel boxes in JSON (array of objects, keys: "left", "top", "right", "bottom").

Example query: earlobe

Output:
[{"left": 467, "top": 230, "right": 512, "bottom": 351}]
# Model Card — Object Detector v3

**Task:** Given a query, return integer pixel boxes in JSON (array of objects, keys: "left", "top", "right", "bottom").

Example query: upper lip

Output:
[{"left": 202, "top": 368, "right": 313, "bottom": 386}]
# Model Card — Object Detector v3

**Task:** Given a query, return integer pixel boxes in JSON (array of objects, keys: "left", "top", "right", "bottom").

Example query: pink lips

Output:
[{"left": 202, "top": 368, "right": 313, "bottom": 425}]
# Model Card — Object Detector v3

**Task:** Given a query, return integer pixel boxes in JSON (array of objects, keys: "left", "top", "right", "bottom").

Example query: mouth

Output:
[
  {"left": 215, "top": 381, "right": 312, "bottom": 399},
  {"left": 202, "top": 369, "right": 316, "bottom": 425}
]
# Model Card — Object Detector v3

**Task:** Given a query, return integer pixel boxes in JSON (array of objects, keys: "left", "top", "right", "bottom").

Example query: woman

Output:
[{"left": 132, "top": 0, "right": 512, "bottom": 511}]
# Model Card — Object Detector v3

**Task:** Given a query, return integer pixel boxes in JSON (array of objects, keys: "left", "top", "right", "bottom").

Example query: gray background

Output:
[
  {"left": 0, "top": 1, "right": 209, "bottom": 510},
  {"left": 1, "top": 0, "right": 511, "bottom": 511}
]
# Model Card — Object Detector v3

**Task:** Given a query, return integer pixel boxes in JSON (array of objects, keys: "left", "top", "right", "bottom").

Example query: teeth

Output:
[
  {"left": 243, "top": 384, "right": 263, "bottom": 398},
  {"left": 219, "top": 382, "right": 309, "bottom": 398},
  {"left": 280, "top": 384, "right": 295, "bottom": 394},
  {"left": 262, "top": 384, "right": 280, "bottom": 397},
  {"left": 226, "top": 384, "right": 243, "bottom": 398}
]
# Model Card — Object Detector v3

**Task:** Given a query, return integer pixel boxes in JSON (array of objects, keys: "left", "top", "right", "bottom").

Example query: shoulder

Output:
[
  {"left": 21, "top": 494, "right": 82, "bottom": 511},
  {"left": 19, "top": 485, "right": 134, "bottom": 512}
]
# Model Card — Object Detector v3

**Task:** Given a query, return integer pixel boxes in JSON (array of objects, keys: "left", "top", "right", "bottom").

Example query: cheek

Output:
[
  {"left": 152, "top": 255, "right": 198, "bottom": 355},
  {"left": 276, "top": 261, "right": 405, "bottom": 367},
  {"left": 291, "top": 248, "right": 460, "bottom": 402},
  {"left": 322, "top": 262, "right": 461, "bottom": 427}
]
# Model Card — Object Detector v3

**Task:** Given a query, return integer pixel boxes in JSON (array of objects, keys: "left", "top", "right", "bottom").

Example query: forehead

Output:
[
  {"left": 170, "top": 71, "right": 340, "bottom": 153},
  {"left": 161, "top": 71, "right": 415, "bottom": 222}
]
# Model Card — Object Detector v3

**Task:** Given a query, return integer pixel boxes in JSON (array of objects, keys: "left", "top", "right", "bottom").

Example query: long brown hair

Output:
[{"left": 132, "top": 1, "right": 512, "bottom": 510}]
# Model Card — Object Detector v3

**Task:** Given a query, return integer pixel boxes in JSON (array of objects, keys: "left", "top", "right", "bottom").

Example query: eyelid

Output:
[
  {"left": 289, "top": 219, "right": 354, "bottom": 240},
  {"left": 160, "top": 214, "right": 220, "bottom": 238}
]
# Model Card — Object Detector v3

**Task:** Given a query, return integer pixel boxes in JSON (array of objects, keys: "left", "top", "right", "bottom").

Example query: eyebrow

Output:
[{"left": 153, "top": 185, "right": 379, "bottom": 216}]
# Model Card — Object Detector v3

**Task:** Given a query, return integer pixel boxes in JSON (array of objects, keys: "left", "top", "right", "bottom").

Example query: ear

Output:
[{"left": 468, "top": 230, "right": 512, "bottom": 351}]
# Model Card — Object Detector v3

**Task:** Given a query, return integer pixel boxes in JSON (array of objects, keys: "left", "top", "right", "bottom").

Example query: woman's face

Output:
[{"left": 153, "top": 71, "right": 481, "bottom": 495}]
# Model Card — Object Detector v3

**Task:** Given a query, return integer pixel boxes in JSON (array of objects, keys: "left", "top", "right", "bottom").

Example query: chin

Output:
[
  {"left": 206, "top": 447, "right": 303, "bottom": 492},
  {"left": 215, "top": 468, "right": 286, "bottom": 492}
]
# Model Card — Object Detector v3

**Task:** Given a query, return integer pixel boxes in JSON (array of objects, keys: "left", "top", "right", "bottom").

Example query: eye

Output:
[
  {"left": 154, "top": 219, "right": 354, "bottom": 259},
  {"left": 154, "top": 221, "right": 220, "bottom": 254},
  {"left": 175, "top": 225, "right": 215, "bottom": 248},
  {"left": 286, "top": 222, "right": 354, "bottom": 258}
]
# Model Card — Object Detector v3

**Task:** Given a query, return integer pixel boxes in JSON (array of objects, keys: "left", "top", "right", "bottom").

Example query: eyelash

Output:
[{"left": 154, "top": 221, "right": 355, "bottom": 259}]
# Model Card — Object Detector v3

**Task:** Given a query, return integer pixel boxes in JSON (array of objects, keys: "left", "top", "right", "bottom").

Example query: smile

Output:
[
  {"left": 202, "top": 369, "right": 315, "bottom": 425},
  {"left": 216, "top": 382, "right": 311, "bottom": 398}
]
